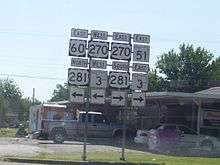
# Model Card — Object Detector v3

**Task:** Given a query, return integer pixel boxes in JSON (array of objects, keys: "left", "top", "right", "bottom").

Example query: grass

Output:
[
  {"left": 31, "top": 152, "right": 220, "bottom": 165},
  {"left": 0, "top": 128, "right": 16, "bottom": 137}
]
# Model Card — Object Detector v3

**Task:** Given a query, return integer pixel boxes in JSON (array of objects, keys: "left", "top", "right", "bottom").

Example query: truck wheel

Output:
[
  {"left": 53, "top": 131, "right": 65, "bottom": 144},
  {"left": 201, "top": 140, "right": 214, "bottom": 151}
]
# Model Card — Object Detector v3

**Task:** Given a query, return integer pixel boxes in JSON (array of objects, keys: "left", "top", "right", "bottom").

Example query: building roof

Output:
[
  {"left": 43, "top": 103, "right": 67, "bottom": 108},
  {"left": 195, "top": 87, "right": 220, "bottom": 99},
  {"left": 80, "top": 111, "right": 102, "bottom": 115},
  {"left": 145, "top": 87, "right": 220, "bottom": 100},
  {"left": 145, "top": 92, "right": 194, "bottom": 99}
]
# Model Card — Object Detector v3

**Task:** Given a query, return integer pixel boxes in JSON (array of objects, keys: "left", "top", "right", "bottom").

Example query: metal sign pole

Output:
[
  {"left": 120, "top": 35, "right": 131, "bottom": 161},
  {"left": 82, "top": 55, "right": 92, "bottom": 161}
]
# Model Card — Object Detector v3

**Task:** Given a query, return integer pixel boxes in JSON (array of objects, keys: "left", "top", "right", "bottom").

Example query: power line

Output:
[
  {"left": 0, "top": 73, "right": 66, "bottom": 81},
  {"left": 0, "top": 30, "right": 220, "bottom": 44}
]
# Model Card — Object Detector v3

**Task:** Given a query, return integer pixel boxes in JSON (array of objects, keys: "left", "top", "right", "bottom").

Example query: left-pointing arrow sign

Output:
[
  {"left": 91, "top": 89, "right": 105, "bottom": 104},
  {"left": 70, "top": 87, "right": 85, "bottom": 103},
  {"left": 72, "top": 92, "right": 83, "bottom": 97},
  {"left": 93, "top": 93, "right": 104, "bottom": 99}
]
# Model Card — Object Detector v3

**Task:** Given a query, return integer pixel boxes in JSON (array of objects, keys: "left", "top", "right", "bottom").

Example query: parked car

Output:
[
  {"left": 39, "top": 111, "right": 125, "bottom": 143},
  {"left": 134, "top": 124, "right": 220, "bottom": 151}
]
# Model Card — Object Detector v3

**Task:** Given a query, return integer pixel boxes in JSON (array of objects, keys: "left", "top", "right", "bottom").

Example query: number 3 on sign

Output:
[
  {"left": 68, "top": 68, "right": 89, "bottom": 86},
  {"left": 109, "top": 72, "right": 130, "bottom": 89}
]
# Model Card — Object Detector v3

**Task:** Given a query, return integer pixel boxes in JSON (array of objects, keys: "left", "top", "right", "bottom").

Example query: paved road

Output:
[
  {"left": 0, "top": 137, "right": 220, "bottom": 159},
  {"left": 0, "top": 161, "right": 43, "bottom": 165}
]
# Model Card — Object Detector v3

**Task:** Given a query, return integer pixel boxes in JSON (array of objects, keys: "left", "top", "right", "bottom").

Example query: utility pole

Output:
[{"left": 32, "top": 88, "right": 35, "bottom": 105}]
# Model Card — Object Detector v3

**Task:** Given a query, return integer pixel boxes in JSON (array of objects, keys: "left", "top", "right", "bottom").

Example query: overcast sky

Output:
[{"left": 0, "top": 0, "right": 220, "bottom": 101}]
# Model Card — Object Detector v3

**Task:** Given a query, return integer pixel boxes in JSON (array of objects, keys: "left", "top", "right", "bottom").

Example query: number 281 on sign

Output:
[
  {"left": 68, "top": 68, "right": 89, "bottom": 86},
  {"left": 109, "top": 71, "right": 130, "bottom": 89}
]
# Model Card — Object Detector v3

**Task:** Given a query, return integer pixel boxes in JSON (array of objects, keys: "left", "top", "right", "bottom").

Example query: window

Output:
[
  {"left": 178, "top": 126, "right": 197, "bottom": 135},
  {"left": 164, "top": 125, "right": 177, "bottom": 131},
  {"left": 81, "top": 114, "right": 92, "bottom": 123},
  {"left": 94, "top": 115, "right": 109, "bottom": 124}
]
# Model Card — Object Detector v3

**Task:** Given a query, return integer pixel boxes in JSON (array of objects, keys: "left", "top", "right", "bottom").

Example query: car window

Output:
[
  {"left": 140, "top": 133, "right": 148, "bottom": 137},
  {"left": 81, "top": 114, "right": 92, "bottom": 123},
  {"left": 94, "top": 115, "right": 107, "bottom": 124},
  {"left": 178, "top": 126, "right": 197, "bottom": 135},
  {"left": 163, "top": 125, "right": 177, "bottom": 131}
]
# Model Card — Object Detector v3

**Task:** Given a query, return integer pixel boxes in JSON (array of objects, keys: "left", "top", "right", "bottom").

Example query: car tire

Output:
[
  {"left": 200, "top": 140, "right": 214, "bottom": 151},
  {"left": 51, "top": 128, "right": 66, "bottom": 144}
]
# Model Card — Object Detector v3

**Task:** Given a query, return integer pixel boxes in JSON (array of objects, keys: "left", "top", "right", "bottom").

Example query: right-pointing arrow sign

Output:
[
  {"left": 133, "top": 96, "right": 144, "bottom": 102},
  {"left": 111, "top": 91, "right": 126, "bottom": 106},
  {"left": 132, "top": 92, "right": 146, "bottom": 107},
  {"left": 112, "top": 96, "right": 124, "bottom": 101}
]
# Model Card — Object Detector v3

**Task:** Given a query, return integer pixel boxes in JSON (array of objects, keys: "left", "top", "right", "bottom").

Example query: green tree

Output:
[
  {"left": 19, "top": 98, "right": 31, "bottom": 123},
  {"left": 0, "top": 96, "right": 8, "bottom": 127},
  {"left": 50, "top": 83, "right": 69, "bottom": 102},
  {"left": 209, "top": 56, "right": 220, "bottom": 82},
  {"left": 156, "top": 44, "right": 214, "bottom": 92},
  {"left": 0, "top": 79, "right": 22, "bottom": 127},
  {"left": 18, "top": 97, "right": 41, "bottom": 123},
  {"left": 148, "top": 70, "right": 168, "bottom": 92}
]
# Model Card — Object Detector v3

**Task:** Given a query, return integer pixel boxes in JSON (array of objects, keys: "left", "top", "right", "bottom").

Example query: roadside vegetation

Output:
[
  {"left": 29, "top": 152, "right": 220, "bottom": 165},
  {"left": 0, "top": 128, "right": 16, "bottom": 137}
]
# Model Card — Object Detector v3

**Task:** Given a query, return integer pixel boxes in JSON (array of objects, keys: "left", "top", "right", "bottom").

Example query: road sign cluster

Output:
[{"left": 68, "top": 28, "right": 150, "bottom": 107}]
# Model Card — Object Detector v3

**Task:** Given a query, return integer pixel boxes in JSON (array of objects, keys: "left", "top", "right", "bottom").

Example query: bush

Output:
[{"left": 0, "top": 128, "right": 16, "bottom": 137}]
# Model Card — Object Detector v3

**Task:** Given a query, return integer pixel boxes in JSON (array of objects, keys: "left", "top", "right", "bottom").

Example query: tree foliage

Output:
[
  {"left": 210, "top": 57, "right": 220, "bottom": 81},
  {"left": 156, "top": 44, "right": 214, "bottom": 92},
  {"left": 50, "top": 83, "right": 69, "bottom": 102},
  {"left": 0, "top": 79, "right": 41, "bottom": 127},
  {"left": 0, "top": 96, "right": 8, "bottom": 127},
  {"left": 148, "top": 70, "right": 168, "bottom": 92}
]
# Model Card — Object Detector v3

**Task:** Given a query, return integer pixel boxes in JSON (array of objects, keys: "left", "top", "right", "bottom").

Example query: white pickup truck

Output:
[{"left": 40, "top": 111, "right": 125, "bottom": 143}]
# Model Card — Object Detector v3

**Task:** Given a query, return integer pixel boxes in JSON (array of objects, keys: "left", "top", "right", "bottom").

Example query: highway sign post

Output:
[
  {"left": 91, "top": 89, "right": 105, "bottom": 104},
  {"left": 91, "top": 59, "right": 107, "bottom": 69},
  {"left": 132, "top": 92, "right": 146, "bottom": 107},
  {"left": 68, "top": 28, "right": 150, "bottom": 161},
  {"left": 69, "top": 39, "right": 87, "bottom": 57},
  {"left": 110, "top": 42, "right": 132, "bottom": 60},
  {"left": 70, "top": 87, "right": 85, "bottom": 103},
  {"left": 71, "top": 58, "right": 88, "bottom": 68},
  {"left": 133, "top": 44, "right": 150, "bottom": 62},
  {"left": 88, "top": 41, "right": 109, "bottom": 59},
  {"left": 111, "top": 91, "right": 126, "bottom": 106},
  {"left": 91, "top": 30, "right": 108, "bottom": 40},
  {"left": 132, "top": 73, "right": 148, "bottom": 91},
  {"left": 109, "top": 71, "right": 130, "bottom": 89},
  {"left": 68, "top": 68, "right": 89, "bottom": 86},
  {"left": 112, "top": 61, "right": 129, "bottom": 71},
  {"left": 90, "top": 70, "right": 108, "bottom": 88},
  {"left": 113, "top": 32, "right": 131, "bottom": 42},
  {"left": 71, "top": 28, "right": 88, "bottom": 38},
  {"left": 132, "top": 63, "right": 149, "bottom": 73},
  {"left": 133, "top": 34, "right": 150, "bottom": 43}
]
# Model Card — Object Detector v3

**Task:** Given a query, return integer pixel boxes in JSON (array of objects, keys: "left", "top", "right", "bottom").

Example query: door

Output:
[
  {"left": 77, "top": 113, "right": 95, "bottom": 137},
  {"left": 92, "top": 114, "right": 112, "bottom": 137},
  {"left": 178, "top": 125, "right": 198, "bottom": 147}
]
